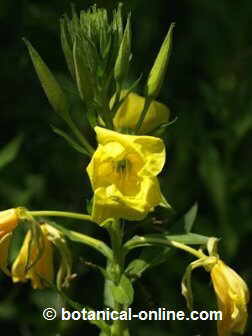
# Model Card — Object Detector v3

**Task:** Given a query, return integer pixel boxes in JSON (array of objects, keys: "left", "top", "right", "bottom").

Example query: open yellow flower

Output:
[
  {"left": 0, "top": 209, "right": 19, "bottom": 274},
  {"left": 12, "top": 224, "right": 54, "bottom": 289},
  {"left": 112, "top": 91, "right": 170, "bottom": 134},
  {"left": 87, "top": 126, "right": 166, "bottom": 224},
  {"left": 210, "top": 260, "right": 249, "bottom": 336}
]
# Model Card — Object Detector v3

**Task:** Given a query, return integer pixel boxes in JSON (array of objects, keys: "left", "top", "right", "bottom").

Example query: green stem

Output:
[
  {"left": 124, "top": 236, "right": 205, "bottom": 259},
  {"left": 105, "top": 220, "right": 130, "bottom": 336},
  {"left": 135, "top": 97, "right": 152, "bottom": 133},
  {"left": 28, "top": 210, "right": 94, "bottom": 222},
  {"left": 67, "top": 116, "right": 95, "bottom": 155}
]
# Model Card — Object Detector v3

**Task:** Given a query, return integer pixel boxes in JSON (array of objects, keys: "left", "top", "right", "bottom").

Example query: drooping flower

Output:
[
  {"left": 12, "top": 223, "right": 72, "bottom": 289},
  {"left": 12, "top": 224, "right": 54, "bottom": 289},
  {"left": 182, "top": 245, "right": 249, "bottom": 336},
  {"left": 112, "top": 91, "right": 170, "bottom": 134},
  {"left": 210, "top": 260, "right": 249, "bottom": 336},
  {"left": 0, "top": 209, "right": 19, "bottom": 274},
  {"left": 87, "top": 126, "right": 166, "bottom": 224}
]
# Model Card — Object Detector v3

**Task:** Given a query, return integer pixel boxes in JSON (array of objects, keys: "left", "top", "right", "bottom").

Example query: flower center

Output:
[{"left": 115, "top": 159, "right": 131, "bottom": 177}]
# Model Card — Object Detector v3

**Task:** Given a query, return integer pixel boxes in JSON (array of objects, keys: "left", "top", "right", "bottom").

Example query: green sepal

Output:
[
  {"left": 148, "top": 116, "right": 178, "bottom": 136},
  {"left": 159, "top": 193, "right": 172, "bottom": 209},
  {"left": 23, "top": 39, "right": 70, "bottom": 121},
  {"left": 51, "top": 125, "right": 89, "bottom": 156},
  {"left": 111, "top": 274, "right": 134, "bottom": 306},
  {"left": 145, "top": 23, "right": 175, "bottom": 99},
  {"left": 0, "top": 134, "right": 23, "bottom": 171},
  {"left": 181, "top": 258, "right": 205, "bottom": 310}
]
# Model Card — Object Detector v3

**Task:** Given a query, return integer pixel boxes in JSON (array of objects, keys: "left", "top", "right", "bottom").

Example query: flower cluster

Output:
[{"left": 0, "top": 209, "right": 72, "bottom": 289}]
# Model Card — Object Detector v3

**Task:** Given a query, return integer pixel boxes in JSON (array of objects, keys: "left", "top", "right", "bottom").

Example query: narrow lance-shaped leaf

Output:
[
  {"left": 145, "top": 23, "right": 175, "bottom": 99},
  {"left": 51, "top": 126, "right": 90, "bottom": 156},
  {"left": 0, "top": 135, "right": 23, "bottom": 170},
  {"left": 23, "top": 39, "right": 69, "bottom": 121},
  {"left": 184, "top": 203, "right": 198, "bottom": 233}
]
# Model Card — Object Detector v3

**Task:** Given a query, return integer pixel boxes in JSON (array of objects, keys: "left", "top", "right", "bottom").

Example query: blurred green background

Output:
[{"left": 1, "top": 0, "right": 251, "bottom": 335}]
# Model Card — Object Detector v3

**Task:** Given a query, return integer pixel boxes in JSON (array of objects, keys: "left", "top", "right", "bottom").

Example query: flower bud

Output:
[
  {"left": 145, "top": 23, "right": 175, "bottom": 99},
  {"left": 112, "top": 91, "right": 170, "bottom": 134}
]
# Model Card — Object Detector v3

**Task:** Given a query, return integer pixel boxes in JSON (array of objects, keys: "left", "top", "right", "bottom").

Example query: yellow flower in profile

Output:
[
  {"left": 112, "top": 91, "right": 170, "bottom": 134},
  {"left": 12, "top": 224, "right": 54, "bottom": 289},
  {"left": 210, "top": 260, "right": 249, "bottom": 336},
  {"left": 0, "top": 209, "right": 19, "bottom": 274},
  {"left": 87, "top": 126, "right": 166, "bottom": 224}
]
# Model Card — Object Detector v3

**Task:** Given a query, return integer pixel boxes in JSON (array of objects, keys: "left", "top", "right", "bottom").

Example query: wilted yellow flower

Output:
[
  {"left": 0, "top": 209, "right": 19, "bottom": 274},
  {"left": 12, "top": 224, "right": 54, "bottom": 289},
  {"left": 210, "top": 260, "right": 249, "bottom": 336},
  {"left": 0, "top": 209, "right": 18, "bottom": 238},
  {"left": 112, "top": 91, "right": 170, "bottom": 134},
  {"left": 87, "top": 126, "right": 165, "bottom": 224}
]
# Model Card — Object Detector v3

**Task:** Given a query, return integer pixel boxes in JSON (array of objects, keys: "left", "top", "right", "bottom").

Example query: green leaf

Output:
[
  {"left": 163, "top": 233, "right": 209, "bottom": 245},
  {"left": 23, "top": 38, "right": 69, "bottom": 121},
  {"left": 125, "top": 246, "right": 171, "bottom": 279},
  {"left": 51, "top": 125, "right": 89, "bottom": 156},
  {"left": 0, "top": 135, "right": 23, "bottom": 170},
  {"left": 184, "top": 203, "right": 198, "bottom": 233},
  {"left": 112, "top": 274, "right": 134, "bottom": 306},
  {"left": 145, "top": 23, "right": 175, "bottom": 98},
  {"left": 124, "top": 232, "right": 210, "bottom": 254}
]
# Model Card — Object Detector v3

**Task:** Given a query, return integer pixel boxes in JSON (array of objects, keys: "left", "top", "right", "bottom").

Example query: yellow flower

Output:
[
  {"left": 12, "top": 224, "right": 54, "bottom": 289},
  {"left": 0, "top": 209, "right": 19, "bottom": 274},
  {"left": 210, "top": 260, "right": 249, "bottom": 336},
  {"left": 87, "top": 126, "right": 165, "bottom": 223},
  {"left": 112, "top": 91, "right": 170, "bottom": 134}
]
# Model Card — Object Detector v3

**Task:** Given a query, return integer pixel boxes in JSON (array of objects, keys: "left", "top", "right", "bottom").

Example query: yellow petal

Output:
[
  {"left": 0, "top": 233, "right": 12, "bottom": 275},
  {"left": 12, "top": 225, "right": 54, "bottom": 289},
  {"left": 94, "top": 126, "right": 166, "bottom": 175},
  {"left": 211, "top": 260, "right": 249, "bottom": 336},
  {"left": 92, "top": 176, "right": 162, "bottom": 224},
  {"left": 112, "top": 91, "right": 170, "bottom": 134},
  {"left": 0, "top": 209, "right": 18, "bottom": 238}
]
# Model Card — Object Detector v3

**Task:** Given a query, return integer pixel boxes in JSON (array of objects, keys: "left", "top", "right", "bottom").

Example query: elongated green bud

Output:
[
  {"left": 23, "top": 39, "right": 69, "bottom": 121},
  {"left": 145, "top": 23, "right": 175, "bottom": 98},
  {"left": 114, "top": 14, "right": 131, "bottom": 83}
]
